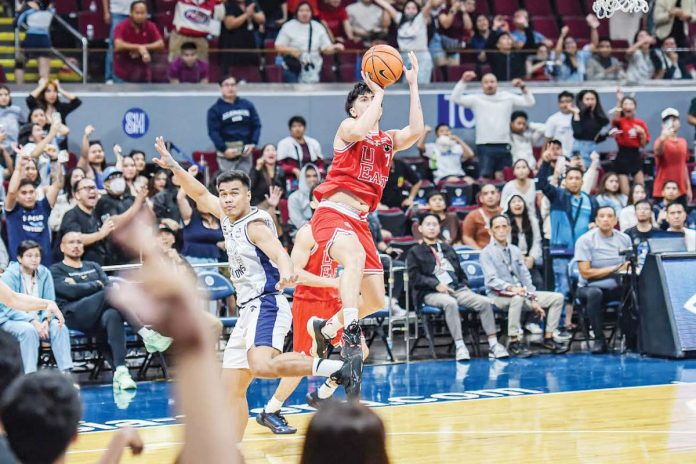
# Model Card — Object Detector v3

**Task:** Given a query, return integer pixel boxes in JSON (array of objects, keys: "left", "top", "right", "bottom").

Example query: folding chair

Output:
[{"left": 198, "top": 270, "right": 236, "bottom": 317}]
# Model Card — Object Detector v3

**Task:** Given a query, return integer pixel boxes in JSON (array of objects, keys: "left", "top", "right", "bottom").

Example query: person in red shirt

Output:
[
  {"left": 318, "top": 0, "right": 355, "bottom": 43},
  {"left": 113, "top": 1, "right": 165, "bottom": 83},
  {"left": 653, "top": 107, "right": 692, "bottom": 202},
  {"left": 307, "top": 52, "right": 424, "bottom": 373},
  {"left": 611, "top": 93, "right": 650, "bottom": 195}
]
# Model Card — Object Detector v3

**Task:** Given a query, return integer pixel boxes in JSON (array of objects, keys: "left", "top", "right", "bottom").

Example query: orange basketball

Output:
[{"left": 361, "top": 45, "right": 404, "bottom": 88}]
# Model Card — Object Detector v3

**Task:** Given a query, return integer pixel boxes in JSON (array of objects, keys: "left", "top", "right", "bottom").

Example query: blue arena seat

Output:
[
  {"left": 461, "top": 260, "right": 485, "bottom": 292},
  {"left": 198, "top": 270, "right": 236, "bottom": 300},
  {"left": 220, "top": 317, "right": 239, "bottom": 328}
]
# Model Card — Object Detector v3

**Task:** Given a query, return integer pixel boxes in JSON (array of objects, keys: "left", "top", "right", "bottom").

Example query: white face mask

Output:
[
  {"left": 436, "top": 135, "right": 454, "bottom": 151},
  {"left": 109, "top": 177, "right": 126, "bottom": 195}
]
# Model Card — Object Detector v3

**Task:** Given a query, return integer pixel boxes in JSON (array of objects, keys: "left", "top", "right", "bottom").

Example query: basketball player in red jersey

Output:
[{"left": 308, "top": 51, "right": 424, "bottom": 387}]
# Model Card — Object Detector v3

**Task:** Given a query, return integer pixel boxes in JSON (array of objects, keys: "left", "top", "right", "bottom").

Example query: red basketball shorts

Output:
[
  {"left": 310, "top": 202, "right": 383, "bottom": 275},
  {"left": 292, "top": 296, "right": 343, "bottom": 355}
]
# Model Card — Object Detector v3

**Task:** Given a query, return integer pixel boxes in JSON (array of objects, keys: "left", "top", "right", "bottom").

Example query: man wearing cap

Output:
[
  {"left": 653, "top": 107, "right": 692, "bottom": 204},
  {"left": 95, "top": 167, "right": 149, "bottom": 266}
]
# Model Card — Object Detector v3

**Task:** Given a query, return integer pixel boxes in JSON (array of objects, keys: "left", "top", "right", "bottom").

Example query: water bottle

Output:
[
  {"left": 275, "top": 55, "right": 284, "bottom": 68},
  {"left": 89, "top": 0, "right": 96, "bottom": 12},
  {"left": 86, "top": 24, "right": 94, "bottom": 40}
]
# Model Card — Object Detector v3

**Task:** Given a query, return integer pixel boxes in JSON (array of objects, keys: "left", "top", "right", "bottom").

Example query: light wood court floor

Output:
[{"left": 67, "top": 382, "right": 696, "bottom": 463}]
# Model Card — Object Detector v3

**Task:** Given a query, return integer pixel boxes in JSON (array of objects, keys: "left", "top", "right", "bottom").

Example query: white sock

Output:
[
  {"left": 455, "top": 339, "right": 465, "bottom": 349},
  {"left": 137, "top": 327, "right": 152, "bottom": 339},
  {"left": 321, "top": 315, "right": 341, "bottom": 338},
  {"left": 265, "top": 396, "right": 283, "bottom": 414},
  {"left": 488, "top": 335, "right": 498, "bottom": 346},
  {"left": 343, "top": 307, "right": 359, "bottom": 328},
  {"left": 312, "top": 358, "right": 343, "bottom": 377},
  {"left": 317, "top": 379, "right": 338, "bottom": 399}
]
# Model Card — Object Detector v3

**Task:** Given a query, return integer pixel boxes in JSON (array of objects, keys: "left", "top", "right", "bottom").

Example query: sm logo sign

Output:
[
  {"left": 437, "top": 94, "right": 475, "bottom": 129},
  {"left": 122, "top": 108, "right": 149, "bottom": 139}
]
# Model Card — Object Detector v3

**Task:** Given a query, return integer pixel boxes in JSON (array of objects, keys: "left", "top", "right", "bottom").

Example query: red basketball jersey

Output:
[
  {"left": 314, "top": 130, "right": 394, "bottom": 212},
  {"left": 293, "top": 233, "right": 340, "bottom": 301}
]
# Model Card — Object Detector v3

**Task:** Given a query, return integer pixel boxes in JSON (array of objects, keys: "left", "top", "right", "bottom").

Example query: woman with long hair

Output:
[
  {"left": 250, "top": 144, "right": 285, "bottom": 205},
  {"left": 48, "top": 167, "right": 86, "bottom": 232},
  {"left": 501, "top": 158, "right": 537, "bottom": 216},
  {"left": 553, "top": 17, "right": 599, "bottom": 82},
  {"left": 570, "top": 89, "right": 612, "bottom": 167},
  {"left": 26, "top": 79, "right": 81, "bottom": 125},
  {"left": 504, "top": 194, "right": 542, "bottom": 288},
  {"left": 128, "top": 149, "right": 148, "bottom": 177},
  {"left": 596, "top": 171, "right": 628, "bottom": 215},
  {"left": 611, "top": 93, "right": 649, "bottom": 195},
  {"left": 150, "top": 168, "right": 181, "bottom": 222},
  {"left": 619, "top": 183, "right": 649, "bottom": 231},
  {"left": 121, "top": 155, "right": 139, "bottom": 197},
  {"left": 469, "top": 13, "right": 490, "bottom": 64}
]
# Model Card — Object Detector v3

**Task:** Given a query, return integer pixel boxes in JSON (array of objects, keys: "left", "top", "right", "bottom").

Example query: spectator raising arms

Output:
[
  {"left": 611, "top": 93, "right": 649, "bottom": 194},
  {"left": 434, "top": 0, "right": 470, "bottom": 67},
  {"left": 418, "top": 124, "right": 475, "bottom": 183},
  {"left": 544, "top": 91, "right": 575, "bottom": 158},
  {"left": 484, "top": 14, "right": 538, "bottom": 81},
  {"left": 626, "top": 30, "right": 663, "bottom": 81},
  {"left": 250, "top": 144, "right": 285, "bottom": 206},
  {"left": 219, "top": 0, "right": 266, "bottom": 71},
  {"left": 26, "top": 79, "right": 81, "bottom": 128},
  {"left": 78, "top": 125, "right": 107, "bottom": 190},
  {"left": 169, "top": 42, "right": 210, "bottom": 84},
  {"left": 277, "top": 115, "right": 324, "bottom": 185},
  {"left": 570, "top": 89, "right": 611, "bottom": 167},
  {"left": 586, "top": 38, "right": 626, "bottom": 81},
  {"left": 653, "top": 108, "right": 692, "bottom": 202},
  {"left": 113, "top": 0, "right": 165, "bottom": 83},
  {"left": 554, "top": 16, "right": 600, "bottom": 82}
]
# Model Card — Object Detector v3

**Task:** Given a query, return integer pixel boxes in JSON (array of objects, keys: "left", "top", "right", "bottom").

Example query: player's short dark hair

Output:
[
  {"left": 511, "top": 110, "right": 528, "bottom": 122},
  {"left": 288, "top": 115, "right": 306, "bottom": 128},
  {"left": 17, "top": 240, "right": 41, "bottom": 258},
  {"left": 666, "top": 202, "right": 686, "bottom": 213},
  {"left": 181, "top": 41, "right": 197, "bottom": 52},
  {"left": 130, "top": 0, "right": 146, "bottom": 11},
  {"left": 216, "top": 170, "right": 251, "bottom": 191},
  {"left": 596, "top": 205, "right": 616, "bottom": 216},
  {"left": 345, "top": 82, "right": 372, "bottom": 117},
  {"left": 489, "top": 214, "right": 510, "bottom": 228},
  {"left": 18, "top": 178, "right": 35, "bottom": 190},
  {"left": 558, "top": 90, "right": 574, "bottom": 101},
  {"left": 565, "top": 166, "right": 584, "bottom": 178},
  {"left": 0, "top": 330, "right": 22, "bottom": 398},
  {"left": 419, "top": 212, "right": 440, "bottom": 225},
  {"left": 1, "top": 370, "right": 81, "bottom": 464}
]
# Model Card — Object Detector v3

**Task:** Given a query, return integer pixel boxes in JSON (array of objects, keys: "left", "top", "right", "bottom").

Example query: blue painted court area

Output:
[{"left": 78, "top": 354, "right": 696, "bottom": 433}]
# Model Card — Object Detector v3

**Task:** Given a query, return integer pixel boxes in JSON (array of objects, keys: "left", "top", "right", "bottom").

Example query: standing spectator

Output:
[
  {"left": 407, "top": 213, "right": 508, "bottom": 361},
  {"left": 14, "top": 1, "right": 53, "bottom": 84},
  {"left": 688, "top": 95, "right": 696, "bottom": 156},
  {"left": 653, "top": 108, "right": 692, "bottom": 202},
  {"left": 469, "top": 14, "right": 490, "bottom": 61},
  {"left": 379, "top": 157, "right": 422, "bottom": 210},
  {"left": 451, "top": 71, "right": 535, "bottom": 179},
  {"left": 207, "top": 75, "right": 262, "bottom": 174},
  {"left": 460, "top": 183, "right": 502, "bottom": 249},
  {"left": 554, "top": 17, "right": 600, "bottom": 82},
  {"left": 510, "top": 110, "right": 544, "bottom": 171},
  {"left": 483, "top": 25, "right": 536, "bottom": 81},
  {"left": 250, "top": 144, "right": 285, "bottom": 205},
  {"left": 585, "top": 38, "right": 627, "bottom": 80},
  {"left": 168, "top": 42, "right": 210, "bottom": 84},
  {"left": 412, "top": 191, "right": 460, "bottom": 244},
  {"left": 511, "top": 9, "right": 550, "bottom": 48},
  {"left": 26, "top": 79, "right": 81, "bottom": 127},
  {"left": 501, "top": 158, "right": 537, "bottom": 216},
  {"left": 665, "top": 202, "right": 696, "bottom": 251},
  {"left": 0, "top": 240, "right": 72, "bottom": 374},
  {"left": 574, "top": 206, "right": 632, "bottom": 353},
  {"left": 435, "top": 0, "right": 470, "bottom": 66},
  {"left": 570, "top": 89, "right": 611, "bottom": 167},
  {"left": 275, "top": 2, "right": 344, "bottom": 83},
  {"left": 346, "top": 0, "right": 389, "bottom": 46},
  {"left": 653, "top": 0, "right": 696, "bottom": 49},
  {"left": 5, "top": 155, "right": 62, "bottom": 266},
  {"left": 170, "top": 0, "right": 225, "bottom": 61},
  {"left": 0, "top": 85, "right": 23, "bottom": 151},
  {"left": 51, "top": 232, "right": 171, "bottom": 390},
  {"left": 544, "top": 91, "right": 576, "bottom": 158},
  {"left": 595, "top": 172, "right": 628, "bottom": 215},
  {"left": 375, "top": 0, "right": 434, "bottom": 84},
  {"left": 612, "top": 94, "right": 649, "bottom": 194},
  {"left": 319, "top": 0, "right": 355, "bottom": 43},
  {"left": 626, "top": 30, "right": 663, "bottom": 81},
  {"left": 150, "top": 169, "right": 181, "bottom": 222},
  {"left": 102, "top": 0, "right": 132, "bottom": 83},
  {"left": 288, "top": 164, "right": 320, "bottom": 230},
  {"left": 655, "top": 37, "right": 691, "bottom": 79},
  {"left": 219, "top": 0, "right": 266, "bottom": 71},
  {"left": 619, "top": 183, "right": 649, "bottom": 231},
  {"left": 624, "top": 199, "right": 659, "bottom": 245},
  {"left": 417, "top": 124, "right": 475, "bottom": 183},
  {"left": 480, "top": 214, "right": 565, "bottom": 356},
  {"left": 77, "top": 125, "right": 107, "bottom": 190},
  {"left": 504, "top": 194, "right": 542, "bottom": 289},
  {"left": 277, "top": 115, "right": 324, "bottom": 186},
  {"left": 113, "top": 0, "right": 165, "bottom": 83},
  {"left": 257, "top": 0, "right": 287, "bottom": 41}
]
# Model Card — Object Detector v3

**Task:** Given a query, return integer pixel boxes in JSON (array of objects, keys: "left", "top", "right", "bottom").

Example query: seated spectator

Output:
[
  {"left": 665, "top": 202, "right": 696, "bottom": 251},
  {"left": 24, "top": 105, "right": 70, "bottom": 152},
  {"left": 654, "top": 180, "right": 683, "bottom": 229},
  {"left": 151, "top": 169, "right": 182, "bottom": 222},
  {"left": 346, "top": 0, "right": 389, "bottom": 46},
  {"left": 434, "top": 0, "right": 470, "bottom": 67},
  {"left": 26, "top": 79, "right": 81, "bottom": 128},
  {"left": 511, "top": 9, "right": 550, "bottom": 49},
  {"left": 51, "top": 232, "right": 171, "bottom": 390},
  {"left": 612, "top": 93, "right": 650, "bottom": 195},
  {"left": 586, "top": 38, "right": 627, "bottom": 80},
  {"left": 48, "top": 167, "right": 85, "bottom": 233},
  {"left": 626, "top": 30, "right": 663, "bottom": 81},
  {"left": 288, "top": 164, "right": 321, "bottom": 230},
  {"left": 625, "top": 199, "right": 658, "bottom": 248},
  {"left": 207, "top": 76, "right": 262, "bottom": 174},
  {"left": 574, "top": 206, "right": 632, "bottom": 353},
  {"left": 571, "top": 89, "right": 611, "bottom": 167},
  {"left": 169, "top": 42, "right": 210, "bottom": 84},
  {"left": 95, "top": 167, "right": 148, "bottom": 266},
  {"left": 418, "top": 124, "right": 475, "bottom": 183},
  {"left": 655, "top": 37, "right": 691, "bottom": 80},
  {"left": 113, "top": 1, "right": 165, "bottom": 83},
  {"left": 275, "top": 2, "right": 344, "bottom": 83},
  {"left": 554, "top": 17, "right": 600, "bottom": 82},
  {"left": 595, "top": 172, "right": 627, "bottom": 215},
  {"left": 380, "top": 157, "right": 422, "bottom": 210},
  {"left": 653, "top": 108, "right": 691, "bottom": 202},
  {"left": 219, "top": 0, "right": 265, "bottom": 72},
  {"left": 319, "top": 0, "right": 355, "bottom": 43},
  {"left": 277, "top": 115, "right": 325, "bottom": 185},
  {"left": 504, "top": 194, "right": 542, "bottom": 288},
  {"left": 0, "top": 329, "right": 21, "bottom": 462},
  {"left": 15, "top": 1, "right": 53, "bottom": 84},
  {"left": 170, "top": 0, "right": 224, "bottom": 61},
  {"left": 407, "top": 213, "right": 508, "bottom": 360},
  {"left": 5, "top": 155, "right": 63, "bottom": 266},
  {"left": 619, "top": 183, "right": 649, "bottom": 231},
  {"left": 501, "top": 158, "right": 537, "bottom": 216},
  {"left": 412, "top": 191, "right": 460, "bottom": 245},
  {"left": 460, "top": 183, "right": 502, "bottom": 249},
  {"left": 510, "top": 110, "right": 544, "bottom": 171},
  {"left": 544, "top": 91, "right": 576, "bottom": 158},
  {"left": 250, "top": 144, "right": 285, "bottom": 205},
  {"left": 525, "top": 43, "right": 554, "bottom": 81},
  {"left": 0, "top": 85, "right": 23, "bottom": 151},
  {"left": 480, "top": 214, "right": 565, "bottom": 356},
  {"left": 77, "top": 125, "right": 107, "bottom": 190},
  {"left": 0, "top": 241, "right": 72, "bottom": 374}
]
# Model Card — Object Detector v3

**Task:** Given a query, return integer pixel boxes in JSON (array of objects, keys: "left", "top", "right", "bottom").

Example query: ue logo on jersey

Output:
[
  {"left": 122, "top": 108, "right": 149, "bottom": 139},
  {"left": 684, "top": 293, "right": 696, "bottom": 316},
  {"left": 437, "top": 94, "right": 475, "bottom": 129}
]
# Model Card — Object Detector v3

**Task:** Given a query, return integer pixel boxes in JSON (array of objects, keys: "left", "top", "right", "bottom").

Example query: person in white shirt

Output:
[
  {"left": 276, "top": 115, "right": 323, "bottom": 185},
  {"left": 544, "top": 91, "right": 575, "bottom": 158},
  {"left": 666, "top": 202, "right": 696, "bottom": 251},
  {"left": 619, "top": 183, "right": 650, "bottom": 231},
  {"left": 501, "top": 158, "right": 537, "bottom": 216},
  {"left": 510, "top": 110, "right": 544, "bottom": 172},
  {"left": 417, "top": 123, "right": 475, "bottom": 183},
  {"left": 346, "top": 0, "right": 390, "bottom": 46},
  {"left": 450, "top": 71, "right": 535, "bottom": 180}
]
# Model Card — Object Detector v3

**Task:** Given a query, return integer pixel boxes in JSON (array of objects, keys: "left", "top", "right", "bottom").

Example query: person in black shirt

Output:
[
  {"left": 625, "top": 199, "right": 658, "bottom": 244},
  {"left": 484, "top": 20, "right": 536, "bottom": 81},
  {"left": 570, "top": 89, "right": 612, "bottom": 167},
  {"left": 379, "top": 158, "right": 422, "bottom": 209}
]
